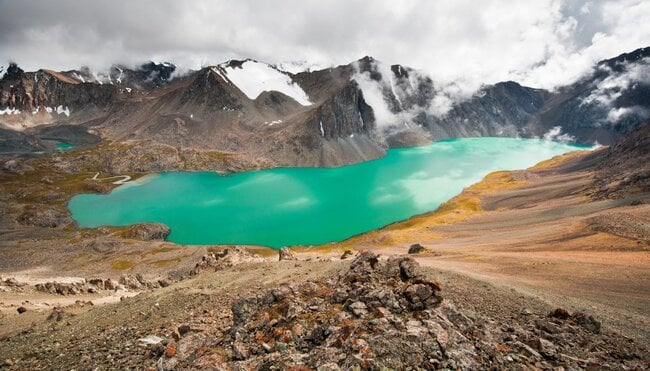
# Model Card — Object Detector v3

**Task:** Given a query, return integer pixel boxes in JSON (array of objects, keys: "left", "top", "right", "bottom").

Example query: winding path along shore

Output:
[{"left": 90, "top": 172, "right": 131, "bottom": 185}]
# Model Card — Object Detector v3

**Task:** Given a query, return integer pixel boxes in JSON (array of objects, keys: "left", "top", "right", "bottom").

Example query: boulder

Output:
[
  {"left": 408, "top": 243, "right": 426, "bottom": 254},
  {"left": 549, "top": 308, "right": 570, "bottom": 320},
  {"left": 278, "top": 247, "right": 297, "bottom": 261},
  {"left": 573, "top": 312, "right": 601, "bottom": 334},
  {"left": 340, "top": 250, "right": 354, "bottom": 260},
  {"left": 104, "top": 278, "right": 118, "bottom": 291}
]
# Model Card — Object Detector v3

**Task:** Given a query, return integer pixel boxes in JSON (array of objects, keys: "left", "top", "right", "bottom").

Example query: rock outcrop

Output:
[
  {"left": 153, "top": 252, "right": 647, "bottom": 370},
  {"left": 190, "top": 247, "right": 265, "bottom": 275},
  {"left": 173, "top": 253, "right": 462, "bottom": 368},
  {"left": 17, "top": 206, "right": 70, "bottom": 228},
  {"left": 122, "top": 223, "right": 171, "bottom": 241}
]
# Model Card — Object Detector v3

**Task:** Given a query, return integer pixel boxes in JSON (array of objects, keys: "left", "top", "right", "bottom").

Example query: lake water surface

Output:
[{"left": 68, "top": 138, "right": 590, "bottom": 248}]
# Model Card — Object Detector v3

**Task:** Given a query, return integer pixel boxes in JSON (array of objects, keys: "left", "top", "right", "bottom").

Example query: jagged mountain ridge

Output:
[{"left": 1, "top": 47, "right": 649, "bottom": 167}]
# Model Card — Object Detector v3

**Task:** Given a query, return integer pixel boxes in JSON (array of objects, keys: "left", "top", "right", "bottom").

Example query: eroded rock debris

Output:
[{"left": 150, "top": 252, "right": 647, "bottom": 370}]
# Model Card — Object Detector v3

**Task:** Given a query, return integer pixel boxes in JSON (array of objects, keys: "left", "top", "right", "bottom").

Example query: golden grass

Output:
[
  {"left": 531, "top": 150, "right": 589, "bottom": 170},
  {"left": 111, "top": 260, "right": 135, "bottom": 270},
  {"left": 149, "top": 257, "right": 183, "bottom": 268},
  {"left": 140, "top": 246, "right": 179, "bottom": 257}
]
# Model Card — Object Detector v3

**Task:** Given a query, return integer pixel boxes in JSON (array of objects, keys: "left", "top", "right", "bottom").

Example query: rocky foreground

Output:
[{"left": 2, "top": 250, "right": 646, "bottom": 370}]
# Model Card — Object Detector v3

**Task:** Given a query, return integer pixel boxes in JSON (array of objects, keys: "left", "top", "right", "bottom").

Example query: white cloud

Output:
[
  {"left": 581, "top": 57, "right": 650, "bottom": 122},
  {"left": 0, "top": 0, "right": 648, "bottom": 98},
  {"left": 607, "top": 106, "right": 650, "bottom": 123},
  {"left": 542, "top": 126, "right": 576, "bottom": 142}
]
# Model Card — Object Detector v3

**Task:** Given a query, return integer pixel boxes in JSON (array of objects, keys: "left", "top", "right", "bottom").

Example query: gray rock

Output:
[{"left": 348, "top": 301, "right": 368, "bottom": 317}]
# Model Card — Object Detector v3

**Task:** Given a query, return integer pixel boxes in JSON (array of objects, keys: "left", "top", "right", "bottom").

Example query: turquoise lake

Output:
[
  {"left": 55, "top": 142, "right": 76, "bottom": 150},
  {"left": 68, "top": 138, "right": 590, "bottom": 248}
]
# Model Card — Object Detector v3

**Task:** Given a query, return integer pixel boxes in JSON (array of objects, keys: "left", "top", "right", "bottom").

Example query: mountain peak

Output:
[{"left": 3, "top": 62, "right": 24, "bottom": 79}]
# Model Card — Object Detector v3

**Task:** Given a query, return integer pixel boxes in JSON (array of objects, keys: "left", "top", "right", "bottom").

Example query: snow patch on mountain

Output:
[
  {"left": 56, "top": 105, "right": 70, "bottom": 116},
  {"left": 221, "top": 60, "right": 312, "bottom": 106},
  {"left": 72, "top": 72, "right": 86, "bottom": 83},
  {"left": 0, "top": 107, "right": 21, "bottom": 115},
  {"left": 275, "top": 60, "right": 330, "bottom": 74}
]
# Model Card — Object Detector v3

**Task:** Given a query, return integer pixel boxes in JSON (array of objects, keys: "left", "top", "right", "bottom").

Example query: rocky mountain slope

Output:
[
  {"left": 0, "top": 107, "right": 648, "bottom": 370},
  {"left": 1, "top": 47, "right": 649, "bottom": 167}
]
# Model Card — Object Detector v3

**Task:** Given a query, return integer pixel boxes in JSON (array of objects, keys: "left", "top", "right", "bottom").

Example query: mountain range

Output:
[{"left": 1, "top": 47, "right": 649, "bottom": 167}]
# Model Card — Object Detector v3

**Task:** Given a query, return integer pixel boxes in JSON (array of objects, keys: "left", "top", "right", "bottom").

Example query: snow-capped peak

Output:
[
  {"left": 0, "top": 65, "right": 6, "bottom": 80},
  {"left": 219, "top": 60, "right": 312, "bottom": 106},
  {"left": 274, "top": 60, "right": 330, "bottom": 74}
]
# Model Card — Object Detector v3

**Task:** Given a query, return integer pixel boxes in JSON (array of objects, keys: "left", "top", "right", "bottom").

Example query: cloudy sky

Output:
[{"left": 0, "top": 0, "right": 648, "bottom": 94}]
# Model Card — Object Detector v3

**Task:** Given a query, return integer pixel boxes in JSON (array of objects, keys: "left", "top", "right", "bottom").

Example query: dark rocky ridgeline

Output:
[
  {"left": 61, "top": 61, "right": 177, "bottom": 91},
  {"left": 2, "top": 47, "right": 649, "bottom": 166},
  {"left": 151, "top": 252, "right": 647, "bottom": 370},
  {"left": 0, "top": 63, "right": 117, "bottom": 114},
  {"left": 109, "top": 61, "right": 177, "bottom": 90}
]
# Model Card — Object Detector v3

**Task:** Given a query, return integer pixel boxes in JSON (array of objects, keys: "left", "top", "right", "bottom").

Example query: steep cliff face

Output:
[
  {"left": 308, "top": 81, "right": 375, "bottom": 140},
  {"left": 425, "top": 82, "right": 550, "bottom": 139}
]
